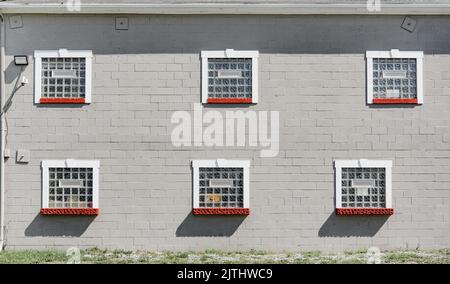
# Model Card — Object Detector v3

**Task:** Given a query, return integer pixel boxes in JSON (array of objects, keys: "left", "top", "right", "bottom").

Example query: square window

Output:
[
  {"left": 34, "top": 49, "right": 92, "bottom": 104},
  {"left": 334, "top": 159, "right": 393, "bottom": 215},
  {"left": 41, "top": 159, "right": 100, "bottom": 215},
  {"left": 201, "top": 49, "right": 258, "bottom": 104},
  {"left": 366, "top": 50, "right": 423, "bottom": 104},
  {"left": 192, "top": 159, "right": 250, "bottom": 215}
]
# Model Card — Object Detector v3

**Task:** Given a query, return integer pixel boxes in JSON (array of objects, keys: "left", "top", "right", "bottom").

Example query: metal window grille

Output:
[
  {"left": 341, "top": 167, "right": 386, "bottom": 208},
  {"left": 48, "top": 167, "right": 93, "bottom": 208},
  {"left": 372, "top": 58, "right": 417, "bottom": 99},
  {"left": 198, "top": 167, "right": 244, "bottom": 208},
  {"left": 207, "top": 58, "right": 252, "bottom": 100},
  {"left": 41, "top": 57, "right": 86, "bottom": 99}
]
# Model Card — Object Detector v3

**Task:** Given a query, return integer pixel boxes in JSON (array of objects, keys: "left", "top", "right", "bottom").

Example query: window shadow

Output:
[
  {"left": 318, "top": 212, "right": 389, "bottom": 237},
  {"left": 203, "top": 104, "right": 254, "bottom": 109},
  {"left": 5, "top": 60, "right": 21, "bottom": 84},
  {"left": 34, "top": 104, "right": 88, "bottom": 108},
  {"left": 24, "top": 214, "right": 96, "bottom": 237},
  {"left": 176, "top": 213, "right": 246, "bottom": 237},
  {"left": 367, "top": 104, "right": 417, "bottom": 109}
]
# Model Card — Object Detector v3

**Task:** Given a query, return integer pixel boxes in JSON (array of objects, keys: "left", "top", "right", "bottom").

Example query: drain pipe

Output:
[{"left": 0, "top": 13, "right": 6, "bottom": 251}]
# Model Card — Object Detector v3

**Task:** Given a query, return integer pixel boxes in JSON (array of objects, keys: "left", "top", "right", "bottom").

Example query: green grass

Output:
[
  {"left": 384, "top": 249, "right": 450, "bottom": 264},
  {"left": 0, "top": 250, "right": 67, "bottom": 264},
  {"left": 0, "top": 248, "right": 449, "bottom": 264}
]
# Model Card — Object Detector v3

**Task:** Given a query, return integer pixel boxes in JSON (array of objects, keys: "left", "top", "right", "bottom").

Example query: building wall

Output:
[{"left": 3, "top": 14, "right": 450, "bottom": 251}]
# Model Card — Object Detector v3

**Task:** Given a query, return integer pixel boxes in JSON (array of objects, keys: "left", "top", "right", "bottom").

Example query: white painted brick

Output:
[{"left": 3, "top": 14, "right": 450, "bottom": 253}]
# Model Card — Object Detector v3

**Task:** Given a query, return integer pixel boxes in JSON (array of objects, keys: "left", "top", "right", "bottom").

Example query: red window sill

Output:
[
  {"left": 40, "top": 208, "right": 99, "bottom": 215},
  {"left": 207, "top": 98, "right": 253, "bottom": 104},
  {"left": 372, "top": 98, "right": 418, "bottom": 104},
  {"left": 336, "top": 208, "right": 394, "bottom": 215},
  {"left": 193, "top": 208, "right": 250, "bottom": 215},
  {"left": 40, "top": 98, "right": 86, "bottom": 104}
]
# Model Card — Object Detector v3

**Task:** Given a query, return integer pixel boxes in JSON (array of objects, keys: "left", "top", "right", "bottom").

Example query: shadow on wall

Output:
[
  {"left": 24, "top": 214, "right": 95, "bottom": 237},
  {"left": 35, "top": 104, "right": 87, "bottom": 109},
  {"left": 176, "top": 213, "right": 246, "bottom": 237},
  {"left": 5, "top": 60, "right": 20, "bottom": 84},
  {"left": 368, "top": 104, "right": 417, "bottom": 109},
  {"left": 318, "top": 212, "right": 389, "bottom": 237},
  {"left": 9, "top": 15, "right": 450, "bottom": 55}
]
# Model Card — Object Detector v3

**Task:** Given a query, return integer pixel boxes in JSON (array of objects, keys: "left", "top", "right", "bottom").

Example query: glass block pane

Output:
[
  {"left": 41, "top": 57, "right": 86, "bottom": 99},
  {"left": 341, "top": 167, "right": 386, "bottom": 208},
  {"left": 372, "top": 58, "right": 417, "bottom": 99},
  {"left": 207, "top": 58, "right": 252, "bottom": 100},
  {"left": 198, "top": 167, "right": 244, "bottom": 208},
  {"left": 48, "top": 167, "right": 93, "bottom": 208}
]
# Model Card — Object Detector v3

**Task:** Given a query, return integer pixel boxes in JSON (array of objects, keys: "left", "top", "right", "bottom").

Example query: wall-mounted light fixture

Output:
[{"left": 14, "top": 55, "right": 28, "bottom": 66}]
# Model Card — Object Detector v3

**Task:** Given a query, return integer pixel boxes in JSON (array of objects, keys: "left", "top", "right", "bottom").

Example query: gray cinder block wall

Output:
[{"left": 2, "top": 14, "right": 450, "bottom": 251}]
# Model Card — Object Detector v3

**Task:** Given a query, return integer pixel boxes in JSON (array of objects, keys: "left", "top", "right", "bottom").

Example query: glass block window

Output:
[
  {"left": 207, "top": 58, "right": 252, "bottom": 101},
  {"left": 41, "top": 57, "right": 86, "bottom": 99},
  {"left": 198, "top": 167, "right": 244, "bottom": 208},
  {"left": 334, "top": 159, "right": 393, "bottom": 210},
  {"left": 372, "top": 58, "right": 416, "bottom": 100},
  {"left": 41, "top": 160, "right": 100, "bottom": 210},
  {"left": 48, "top": 167, "right": 93, "bottom": 208},
  {"left": 34, "top": 49, "right": 93, "bottom": 104},
  {"left": 192, "top": 160, "right": 250, "bottom": 213},
  {"left": 340, "top": 167, "right": 385, "bottom": 208},
  {"left": 201, "top": 50, "right": 259, "bottom": 104},
  {"left": 366, "top": 50, "right": 423, "bottom": 104}
]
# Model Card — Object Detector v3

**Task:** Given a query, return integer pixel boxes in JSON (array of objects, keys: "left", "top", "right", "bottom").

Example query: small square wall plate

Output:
[
  {"left": 9, "top": 15, "right": 23, "bottom": 29},
  {"left": 401, "top": 16, "right": 417, "bottom": 32},
  {"left": 115, "top": 17, "right": 129, "bottom": 30}
]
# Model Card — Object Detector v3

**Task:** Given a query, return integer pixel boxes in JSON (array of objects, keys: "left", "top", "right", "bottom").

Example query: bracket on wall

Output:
[
  {"left": 357, "top": 159, "right": 369, "bottom": 168},
  {"left": 3, "top": 149, "right": 10, "bottom": 159},
  {"left": 215, "top": 159, "right": 227, "bottom": 167},
  {"left": 389, "top": 49, "right": 400, "bottom": 57},
  {"left": 225, "top": 49, "right": 235, "bottom": 58}
]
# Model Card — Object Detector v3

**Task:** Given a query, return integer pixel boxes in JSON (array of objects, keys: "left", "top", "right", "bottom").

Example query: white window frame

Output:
[
  {"left": 41, "top": 159, "right": 100, "bottom": 209},
  {"left": 191, "top": 159, "right": 250, "bottom": 209},
  {"left": 334, "top": 159, "right": 393, "bottom": 209},
  {"left": 201, "top": 49, "right": 259, "bottom": 104},
  {"left": 366, "top": 49, "right": 424, "bottom": 104},
  {"left": 34, "top": 49, "right": 93, "bottom": 104}
]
